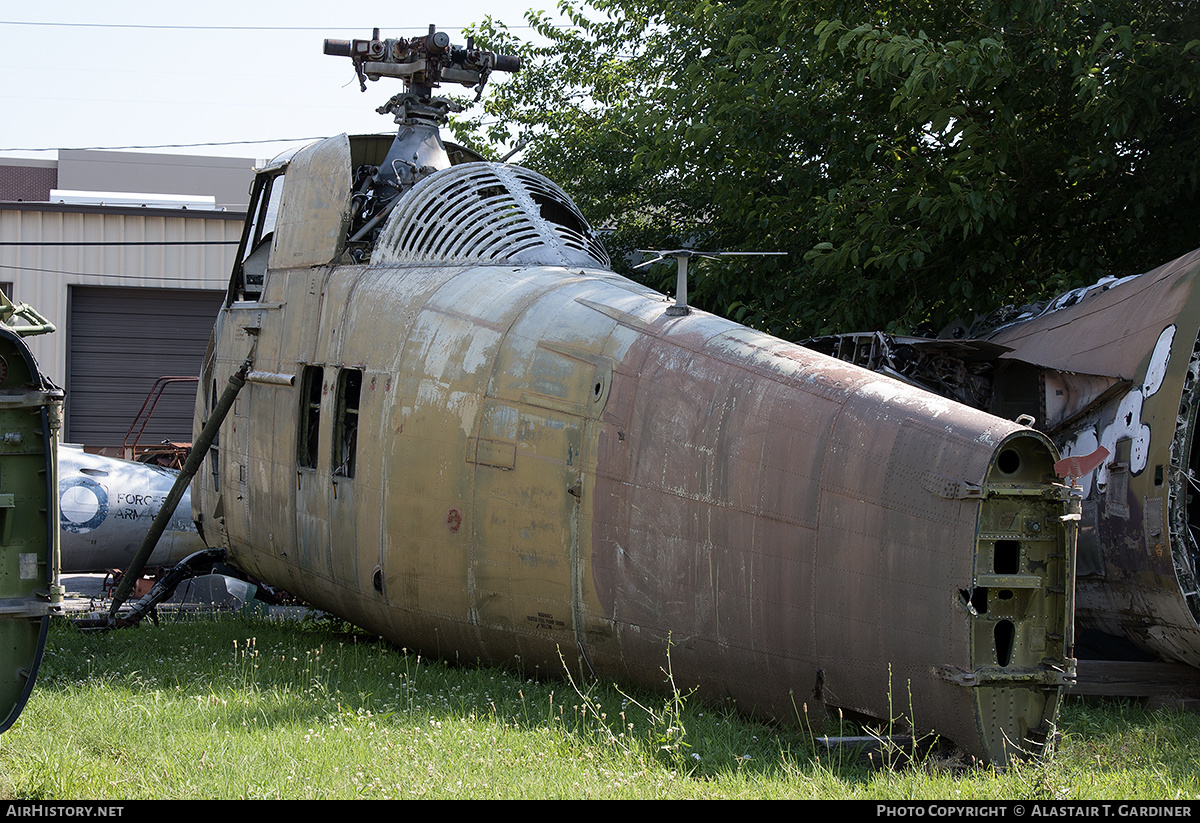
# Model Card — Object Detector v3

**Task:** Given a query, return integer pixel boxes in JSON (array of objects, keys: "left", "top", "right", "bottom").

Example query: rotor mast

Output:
[{"left": 323, "top": 26, "right": 520, "bottom": 195}]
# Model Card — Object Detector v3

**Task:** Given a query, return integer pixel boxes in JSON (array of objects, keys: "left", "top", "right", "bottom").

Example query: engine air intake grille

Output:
[{"left": 375, "top": 162, "right": 610, "bottom": 269}]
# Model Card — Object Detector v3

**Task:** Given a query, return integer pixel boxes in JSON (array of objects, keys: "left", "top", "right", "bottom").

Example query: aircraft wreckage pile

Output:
[{"left": 804, "top": 250, "right": 1200, "bottom": 670}]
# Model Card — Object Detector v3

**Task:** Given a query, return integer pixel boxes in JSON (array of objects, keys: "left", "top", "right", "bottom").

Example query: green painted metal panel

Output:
[{"left": 0, "top": 325, "right": 61, "bottom": 733}]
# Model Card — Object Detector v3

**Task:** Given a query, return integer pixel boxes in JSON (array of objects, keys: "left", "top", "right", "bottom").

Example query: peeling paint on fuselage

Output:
[{"left": 197, "top": 136, "right": 1075, "bottom": 765}]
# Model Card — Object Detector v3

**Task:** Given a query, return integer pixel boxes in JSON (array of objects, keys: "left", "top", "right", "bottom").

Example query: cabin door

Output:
[
  {"left": 295, "top": 365, "right": 333, "bottom": 583},
  {"left": 292, "top": 364, "right": 361, "bottom": 593},
  {"left": 328, "top": 367, "right": 362, "bottom": 591},
  {"left": 470, "top": 400, "right": 584, "bottom": 647}
]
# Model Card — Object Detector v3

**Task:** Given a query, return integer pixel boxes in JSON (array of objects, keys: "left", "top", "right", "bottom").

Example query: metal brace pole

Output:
[{"left": 108, "top": 355, "right": 253, "bottom": 616}]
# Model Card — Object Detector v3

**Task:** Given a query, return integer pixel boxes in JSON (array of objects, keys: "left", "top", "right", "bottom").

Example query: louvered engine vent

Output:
[{"left": 374, "top": 163, "right": 610, "bottom": 269}]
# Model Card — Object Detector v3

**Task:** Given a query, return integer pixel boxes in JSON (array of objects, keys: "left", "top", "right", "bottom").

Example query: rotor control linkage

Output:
[
  {"left": 324, "top": 25, "right": 520, "bottom": 102},
  {"left": 324, "top": 27, "right": 522, "bottom": 234}
]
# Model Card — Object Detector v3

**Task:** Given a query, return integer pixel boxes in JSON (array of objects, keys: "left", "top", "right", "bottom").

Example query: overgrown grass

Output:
[{"left": 0, "top": 615, "right": 1198, "bottom": 799}]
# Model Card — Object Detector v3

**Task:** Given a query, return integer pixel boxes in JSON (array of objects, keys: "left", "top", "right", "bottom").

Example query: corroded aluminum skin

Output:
[
  {"left": 58, "top": 445, "right": 204, "bottom": 572},
  {"left": 987, "top": 249, "right": 1200, "bottom": 665},
  {"left": 195, "top": 141, "right": 1073, "bottom": 764}
]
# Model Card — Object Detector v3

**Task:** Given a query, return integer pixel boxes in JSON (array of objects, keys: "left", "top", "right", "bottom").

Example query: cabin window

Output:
[
  {"left": 298, "top": 366, "right": 323, "bottom": 469},
  {"left": 333, "top": 369, "right": 362, "bottom": 478}
]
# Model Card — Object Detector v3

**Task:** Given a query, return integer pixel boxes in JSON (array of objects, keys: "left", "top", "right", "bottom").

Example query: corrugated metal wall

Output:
[
  {"left": 66, "top": 286, "right": 224, "bottom": 449},
  {"left": 0, "top": 203, "right": 241, "bottom": 385},
  {"left": 0, "top": 202, "right": 242, "bottom": 449}
]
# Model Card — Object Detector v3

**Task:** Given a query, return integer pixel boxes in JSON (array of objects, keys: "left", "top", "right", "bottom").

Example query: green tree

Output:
[{"left": 457, "top": 1, "right": 1200, "bottom": 337}]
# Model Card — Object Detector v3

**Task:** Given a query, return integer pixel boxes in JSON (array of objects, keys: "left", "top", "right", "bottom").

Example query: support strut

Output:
[{"left": 108, "top": 355, "right": 253, "bottom": 617}]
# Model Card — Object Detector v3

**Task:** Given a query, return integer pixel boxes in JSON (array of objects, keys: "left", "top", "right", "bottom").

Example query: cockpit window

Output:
[
  {"left": 257, "top": 176, "right": 285, "bottom": 248},
  {"left": 226, "top": 167, "right": 286, "bottom": 304}
]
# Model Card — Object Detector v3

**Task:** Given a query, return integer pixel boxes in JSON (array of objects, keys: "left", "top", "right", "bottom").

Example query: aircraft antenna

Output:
[{"left": 634, "top": 250, "right": 787, "bottom": 316}]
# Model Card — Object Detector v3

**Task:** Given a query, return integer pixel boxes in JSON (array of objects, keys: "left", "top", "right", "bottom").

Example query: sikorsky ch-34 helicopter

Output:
[{"left": 102, "top": 26, "right": 1081, "bottom": 765}]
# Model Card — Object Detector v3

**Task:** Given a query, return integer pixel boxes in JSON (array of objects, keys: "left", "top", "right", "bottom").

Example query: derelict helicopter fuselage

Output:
[{"left": 184, "top": 28, "right": 1077, "bottom": 765}]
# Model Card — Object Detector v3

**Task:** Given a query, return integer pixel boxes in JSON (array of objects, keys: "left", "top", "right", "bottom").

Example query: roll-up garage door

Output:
[{"left": 67, "top": 286, "right": 224, "bottom": 450}]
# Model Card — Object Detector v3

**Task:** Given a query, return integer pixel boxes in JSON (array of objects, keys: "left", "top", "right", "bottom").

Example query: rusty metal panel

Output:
[
  {"left": 988, "top": 249, "right": 1200, "bottom": 381},
  {"left": 987, "top": 254, "right": 1200, "bottom": 666}
]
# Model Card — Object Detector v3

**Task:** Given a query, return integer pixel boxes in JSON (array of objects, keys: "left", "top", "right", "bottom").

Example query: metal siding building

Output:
[
  {"left": 0, "top": 151, "right": 252, "bottom": 449},
  {"left": 67, "top": 285, "right": 227, "bottom": 448}
]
